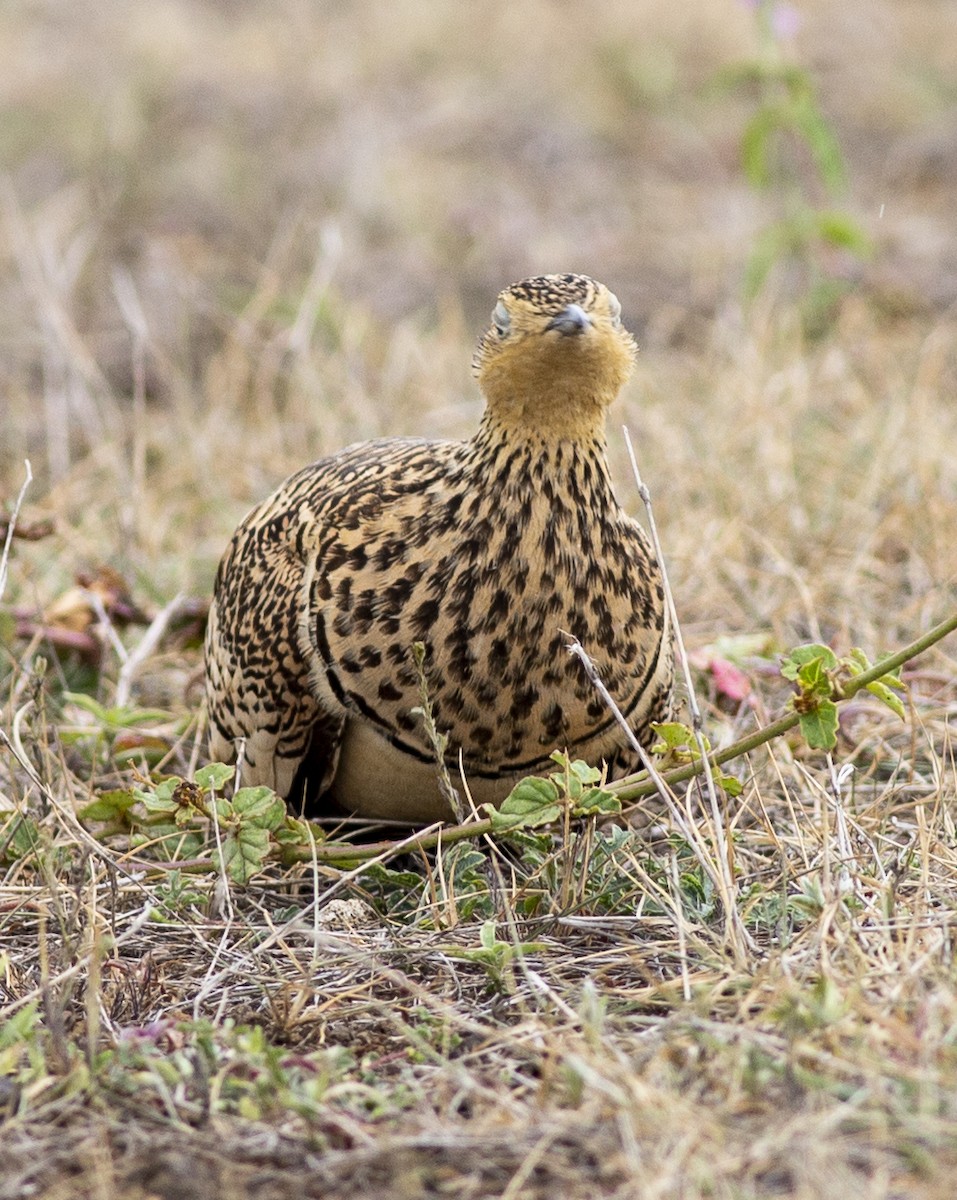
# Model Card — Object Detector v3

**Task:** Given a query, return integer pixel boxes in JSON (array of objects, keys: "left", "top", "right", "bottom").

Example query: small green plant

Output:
[
  {"left": 481, "top": 751, "right": 620, "bottom": 833},
  {"left": 81, "top": 762, "right": 290, "bottom": 883},
  {"left": 149, "top": 869, "right": 208, "bottom": 921},
  {"left": 96, "top": 1018, "right": 360, "bottom": 1125},
  {"left": 359, "top": 861, "right": 431, "bottom": 920},
  {"left": 0, "top": 811, "right": 42, "bottom": 865},
  {"left": 725, "top": 0, "right": 871, "bottom": 328},
  {"left": 651, "top": 722, "right": 744, "bottom": 796},
  {"left": 58, "top": 692, "right": 181, "bottom": 769},
  {"left": 406, "top": 1006, "right": 463, "bottom": 1060},
  {"left": 772, "top": 975, "right": 847, "bottom": 1038},
  {"left": 441, "top": 920, "right": 548, "bottom": 993},
  {"left": 781, "top": 643, "right": 905, "bottom": 751}
]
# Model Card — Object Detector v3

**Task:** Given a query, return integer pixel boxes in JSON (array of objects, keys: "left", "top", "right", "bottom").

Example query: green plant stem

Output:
[
  {"left": 132, "top": 609, "right": 957, "bottom": 872},
  {"left": 282, "top": 814, "right": 496, "bottom": 866},
  {"left": 611, "top": 608, "right": 957, "bottom": 802}
]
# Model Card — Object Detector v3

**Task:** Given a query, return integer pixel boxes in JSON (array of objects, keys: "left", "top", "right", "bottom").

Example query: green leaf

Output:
[
  {"left": 274, "top": 816, "right": 325, "bottom": 849},
  {"left": 63, "top": 692, "right": 172, "bottom": 729},
  {"left": 714, "top": 770, "right": 744, "bottom": 798},
  {"left": 0, "top": 1002, "right": 41, "bottom": 1049},
  {"left": 211, "top": 796, "right": 233, "bottom": 825},
  {"left": 846, "top": 647, "right": 872, "bottom": 674},
  {"left": 361, "top": 862, "right": 423, "bottom": 890},
  {"left": 485, "top": 777, "right": 561, "bottom": 832},
  {"left": 845, "top": 651, "right": 905, "bottom": 713},
  {"left": 548, "top": 752, "right": 603, "bottom": 785},
  {"left": 650, "top": 721, "right": 698, "bottom": 752},
  {"left": 138, "top": 777, "right": 181, "bottom": 815},
  {"left": 788, "top": 90, "right": 847, "bottom": 195},
  {"left": 801, "top": 657, "right": 832, "bottom": 696},
  {"left": 795, "top": 698, "right": 839, "bottom": 750},
  {"left": 547, "top": 757, "right": 607, "bottom": 802},
  {"left": 814, "top": 211, "right": 872, "bottom": 256},
  {"left": 232, "top": 787, "right": 286, "bottom": 829},
  {"left": 220, "top": 824, "right": 271, "bottom": 885},
  {"left": 866, "top": 680, "right": 906, "bottom": 721},
  {"left": 79, "top": 789, "right": 138, "bottom": 822},
  {"left": 780, "top": 643, "right": 839, "bottom": 681},
  {"left": 741, "top": 105, "right": 782, "bottom": 189},
  {"left": 130, "top": 825, "right": 204, "bottom": 860},
  {"left": 0, "top": 813, "right": 42, "bottom": 860},
  {"left": 568, "top": 760, "right": 603, "bottom": 786},
  {"left": 550, "top": 767, "right": 583, "bottom": 801},
  {"left": 574, "top": 788, "right": 621, "bottom": 816},
  {"left": 195, "top": 763, "right": 235, "bottom": 791}
]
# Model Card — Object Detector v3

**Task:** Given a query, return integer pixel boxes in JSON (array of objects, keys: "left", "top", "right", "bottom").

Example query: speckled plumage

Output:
[{"left": 205, "top": 274, "right": 674, "bottom": 821}]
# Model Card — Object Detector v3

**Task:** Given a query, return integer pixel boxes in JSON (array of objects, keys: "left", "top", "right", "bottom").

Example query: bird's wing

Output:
[{"left": 204, "top": 438, "right": 452, "bottom": 807}]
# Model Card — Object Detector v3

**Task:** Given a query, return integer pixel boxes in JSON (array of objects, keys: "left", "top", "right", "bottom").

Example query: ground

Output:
[{"left": 1, "top": 1, "right": 957, "bottom": 1197}]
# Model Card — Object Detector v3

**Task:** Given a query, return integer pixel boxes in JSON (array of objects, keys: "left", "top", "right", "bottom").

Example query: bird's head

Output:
[{"left": 472, "top": 273, "right": 637, "bottom": 440}]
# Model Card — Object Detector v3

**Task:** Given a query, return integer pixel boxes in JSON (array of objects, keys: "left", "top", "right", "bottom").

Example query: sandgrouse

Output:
[{"left": 205, "top": 273, "right": 674, "bottom": 822}]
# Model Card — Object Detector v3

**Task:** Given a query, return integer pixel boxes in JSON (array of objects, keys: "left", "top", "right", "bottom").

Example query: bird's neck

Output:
[
  {"left": 477, "top": 344, "right": 622, "bottom": 442},
  {"left": 477, "top": 386, "right": 612, "bottom": 445},
  {"left": 470, "top": 410, "right": 614, "bottom": 491}
]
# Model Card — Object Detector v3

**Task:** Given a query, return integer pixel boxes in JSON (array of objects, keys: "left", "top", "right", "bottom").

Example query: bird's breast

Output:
[{"left": 304, "top": 444, "right": 664, "bottom": 773}]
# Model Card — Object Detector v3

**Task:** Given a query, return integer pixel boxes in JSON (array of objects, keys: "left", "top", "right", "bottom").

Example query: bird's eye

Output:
[
  {"left": 492, "top": 301, "right": 511, "bottom": 337},
  {"left": 607, "top": 293, "right": 622, "bottom": 327}
]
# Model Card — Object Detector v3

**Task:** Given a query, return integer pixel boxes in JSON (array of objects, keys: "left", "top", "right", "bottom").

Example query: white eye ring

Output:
[
  {"left": 492, "top": 301, "right": 511, "bottom": 337},
  {"left": 607, "top": 293, "right": 622, "bottom": 327}
]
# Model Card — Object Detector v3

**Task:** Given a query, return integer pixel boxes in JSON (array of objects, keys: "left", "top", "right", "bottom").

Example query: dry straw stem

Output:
[
  {"left": 0, "top": 459, "right": 32, "bottom": 602},
  {"left": 622, "top": 422, "right": 745, "bottom": 953}
]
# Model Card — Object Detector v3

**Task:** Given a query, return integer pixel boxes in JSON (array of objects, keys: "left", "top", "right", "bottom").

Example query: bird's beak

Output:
[{"left": 546, "top": 304, "right": 592, "bottom": 336}]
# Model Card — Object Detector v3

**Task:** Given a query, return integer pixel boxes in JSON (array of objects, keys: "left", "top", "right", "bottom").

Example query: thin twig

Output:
[
  {"left": 0, "top": 459, "right": 33, "bottom": 602},
  {"left": 564, "top": 635, "right": 673, "bottom": 809},
  {"left": 114, "top": 592, "right": 186, "bottom": 708}
]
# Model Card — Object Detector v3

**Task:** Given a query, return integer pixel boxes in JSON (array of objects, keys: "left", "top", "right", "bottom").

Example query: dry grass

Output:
[{"left": 2, "top": 2, "right": 957, "bottom": 1197}]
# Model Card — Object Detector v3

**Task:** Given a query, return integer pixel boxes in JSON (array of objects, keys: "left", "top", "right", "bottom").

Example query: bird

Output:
[{"left": 204, "top": 273, "right": 674, "bottom": 823}]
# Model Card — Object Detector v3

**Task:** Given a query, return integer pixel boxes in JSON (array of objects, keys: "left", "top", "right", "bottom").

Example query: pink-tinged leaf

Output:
[{"left": 709, "top": 656, "right": 752, "bottom": 701}]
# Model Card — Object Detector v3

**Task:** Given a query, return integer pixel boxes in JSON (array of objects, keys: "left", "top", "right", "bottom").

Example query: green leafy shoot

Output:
[
  {"left": 724, "top": 5, "right": 871, "bottom": 328},
  {"left": 62, "top": 692, "right": 174, "bottom": 732},
  {"left": 846, "top": 648, "right": 907, "bottom": 720},
  {"left": 651, "top": 722, "right": 744, "bottom": 796},
  {"left": 79, "top": 765, "right": 292, "bottom": 884},
  {"left": 484, "top": 752, "right": 620, "bottom": 833},
  {"left": 781, "top": 643, "right": 907, "bottom": 751},
  {"left": 440, "top": 920, "right": 548, "bottom": 993}
]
